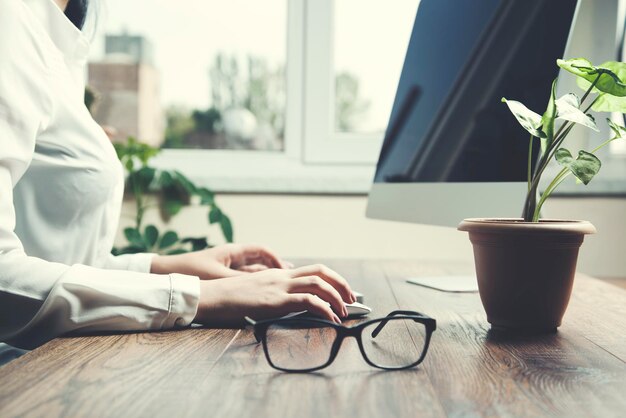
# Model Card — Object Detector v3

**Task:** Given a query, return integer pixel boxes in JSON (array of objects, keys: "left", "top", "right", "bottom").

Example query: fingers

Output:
[
  {"left": 254, "top": 247, "right": 290, "bottom": 269},
  {"left": 290, "top": 264, "right": 355, "bottom": 304},
  {"left": 289, "top": 294, "right": 341, "bottom": 323},
  {"left": 289, "top": 276, "right": 348, "bottom": 318},
  {"left": 233, "top": 244, "right": 290, "bottom": 269},
  {"left": 238, "top": 264, "right": 269, "bottom": 273}
]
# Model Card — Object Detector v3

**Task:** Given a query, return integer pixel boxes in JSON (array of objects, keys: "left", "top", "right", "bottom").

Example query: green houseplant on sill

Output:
[
  {"left": 112, "top": 137, "right": 234, "bottom": 255},
  {"left": 458, "top": 58, "right": 626, "bottom": 333}
]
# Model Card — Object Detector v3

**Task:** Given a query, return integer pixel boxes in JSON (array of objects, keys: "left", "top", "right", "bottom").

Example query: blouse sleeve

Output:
[
  {"left": 0, "top": 4, "right": 199, "bottom": 350},
  {"left": 104, "top": 253, "right": 157, "bottom": 273}
]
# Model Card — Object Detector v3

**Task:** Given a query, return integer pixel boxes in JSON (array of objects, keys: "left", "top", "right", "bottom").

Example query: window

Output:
[
  {"left": 87, "top": 1, "right": 419, "bottom": 192},
  {"left": 88, "top": 1, "right": 625, "bottom": 194},
  {"left": 302, "top": 0, "right": 418, "bottom": 163}
]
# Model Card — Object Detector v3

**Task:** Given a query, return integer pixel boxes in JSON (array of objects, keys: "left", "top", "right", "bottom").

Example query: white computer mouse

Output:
[
  {"left": 281, "top": 301, "right": 372, "bottom": 320},
  {"left": 345, "top": 301, "right": 372, "bottom": 317}
]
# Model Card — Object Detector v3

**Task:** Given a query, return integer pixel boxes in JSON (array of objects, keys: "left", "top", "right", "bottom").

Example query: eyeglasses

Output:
[{"left": 245, "top": 310, "right": 436, "bottom": 373}]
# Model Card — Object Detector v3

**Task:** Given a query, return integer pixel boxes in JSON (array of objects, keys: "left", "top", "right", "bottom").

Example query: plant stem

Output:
[
  {"left": 540, "top": 123, "right": 576, "bottom": 175},
  {"left": 591, "top": 136, "right": 617, "bottom": 153},
  {"left": 527, "top": 134, "right": 534, "bottom": 192},
  {"left": 538, "top": 90, "right": 599, "bottom": 176},
  {"left": 582, "top": 94, "right": 601, "bottom": 114},
  {"left": 529, "top": 94, "right": 600, "bottom": 204},
  {"left": 533, "top": 168, "right": 569, "bottom": 221},
  {"left": 523, "top": 122, "right": 575, "bottom": 220},
  {"left": 532, "top": 134, "right": 619, "bottom": 220},
  {"left": 132, "top": 176, "right": 144, "bottom": 230},
  {"left": 524, "top": 188, "right": 537, "bottom": 221},
  {"left": 523, "top": 93, "right": 598, "bottom": 220},
  {"left": 522, "top": 127, "right": 565, "bottom": 221}
]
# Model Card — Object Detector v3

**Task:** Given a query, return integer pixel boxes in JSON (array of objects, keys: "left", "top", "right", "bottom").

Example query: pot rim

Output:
[{"left": 457, "top": 218, "right": 596, "bottom": 235}]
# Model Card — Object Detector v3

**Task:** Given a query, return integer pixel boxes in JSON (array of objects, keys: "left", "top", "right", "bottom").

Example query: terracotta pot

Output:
[{"left": 458, "top": 218, "right": 596, "bottom": 333}]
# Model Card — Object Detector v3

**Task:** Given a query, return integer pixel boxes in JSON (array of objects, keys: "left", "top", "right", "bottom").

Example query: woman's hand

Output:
[
  {"left": 194, "top": 265, "right": 357, "bottom": 325},
  {"left": 151, "top": 243, "right": 292, "bottom": 280}
]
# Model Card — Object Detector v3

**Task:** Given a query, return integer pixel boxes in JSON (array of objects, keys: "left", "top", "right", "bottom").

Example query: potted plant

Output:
[{"left": 458, "top": 58, "right": 626, "bottom": 333}]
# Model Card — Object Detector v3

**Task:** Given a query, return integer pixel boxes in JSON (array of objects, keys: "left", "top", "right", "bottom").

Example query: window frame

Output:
[
  {"left": 302, "top": 0, "right": 384, "bottom": 164},
  {"left": 152, "top": 0, "right": 382, "bottom": 194}
]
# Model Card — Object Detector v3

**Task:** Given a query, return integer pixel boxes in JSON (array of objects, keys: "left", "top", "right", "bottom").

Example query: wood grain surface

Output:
[{"left": 0, "top": 259, "right": 624, "bottom": 418}]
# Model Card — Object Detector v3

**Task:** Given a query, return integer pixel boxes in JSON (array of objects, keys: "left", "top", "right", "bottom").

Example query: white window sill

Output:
[{"left": 152, "top": 150, "right": 376, "bottom": 194}]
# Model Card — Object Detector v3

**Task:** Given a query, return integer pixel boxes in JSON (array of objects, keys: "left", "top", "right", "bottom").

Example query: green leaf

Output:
[
  {"left": 124, "top": 227, "right": 145, "bottom": 248},
  {"left": 138, "top": 145, "right": 160, "bottom": 166},
  {"left": 143, "top": 225, "right": 159, "bottom": 248},
  {"left": 607, "top": 119, "right": 626, "bottom": 138},
  {"left": 163, "top": 199, "right": 183, "bottom": 217},
  {"left": 577, "top": 61, "right": 626, "bottom": 112},
  {"left": 554, "top": 94, "right": 599, "bottom": 131},
  {"left": 220, "top": 214, "right": 234, "bottom": 243},
  {"left": 159, "top": 230, "right": 179, "bottom": 249},
  {"left": 209, "top": 206, "right": 222, "bottom": 224},
  {"left": 112, "top": 245, "right": 146, "bottom": 255},
  {"left": 558, "top": 58, "right": 597, "bottom": 77},
  {"left": 166, "top": 248, "right": 189, "bottom": 255},
  {"left": 180, "top": 237, "right": 210, "bottom": 251},
  {"left": 113, "top": 142, "right": 125, "bottom": 159},
  {"left": 137, "top": 166, "right": 156, "bottom": 184},
  {"left": 558, "top": 58, "right": 626, "bottom": 97},
  {"left": 156, "top": 170, "right": 195, "bottom": 222},
  {"left": 157, "top": 171, "right": 190, "bottom": 221},
  {"left": 115, "top": 137, "right": 160, "bottom": 173},
  {"left": 578, "top": 61, "right": 626, "bottom": 96},
  {"left": 501, "top": 98, "right": 546, "bottom": 138},
  {"left": 592, "top": 95, "right": 626, "bottom": 113},
  {"left": 540, "top": 79, "right": 558, "bottom": 155},
  {"left": 555, "top": 149, "right": 601, "bottom": 185},
  {"left": 158, "top": 171, "right": 174, "bottom": 187},
  {"left": 197, "top": 187, "right": 214, "bottom": 205},
  {"left": 129, "top": 166, "right": 156, "bottom": 192},
  {"left": 173, "top": 171, "right": 197, "bottom": 194}
]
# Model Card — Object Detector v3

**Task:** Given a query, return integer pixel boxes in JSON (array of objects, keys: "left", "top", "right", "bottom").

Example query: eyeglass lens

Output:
[
  {"left": 361, "top": 317, "right": 427, "bottom": 369},
  {"left": 265, "top": 320, "right": 337, "bottom": 370}
]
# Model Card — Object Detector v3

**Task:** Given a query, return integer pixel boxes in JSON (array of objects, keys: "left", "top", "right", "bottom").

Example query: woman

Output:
[{"left": 0, "top": 0, "right": 354, "bottom": 358}]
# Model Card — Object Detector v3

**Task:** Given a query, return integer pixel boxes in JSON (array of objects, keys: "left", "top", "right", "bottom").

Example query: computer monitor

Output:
[{"left": 366, "top": 0, "right": 580, "bottom": 228}]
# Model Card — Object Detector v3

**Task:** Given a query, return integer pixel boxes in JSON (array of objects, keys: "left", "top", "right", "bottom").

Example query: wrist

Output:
[
  {"left": 150, "top": 254, "right": 173, "bottom": 275},
  {"left": 195, "top": 280, "right": 226, "bottom": 323}
]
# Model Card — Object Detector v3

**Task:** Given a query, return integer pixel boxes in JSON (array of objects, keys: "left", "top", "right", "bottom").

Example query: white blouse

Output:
[{"left": 0, "top": 0, "right": 200, "bottom": 350}]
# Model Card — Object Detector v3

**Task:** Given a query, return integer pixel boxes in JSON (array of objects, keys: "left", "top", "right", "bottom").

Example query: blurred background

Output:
[{"left": 84, "top": 0, "right": 626, "bottom": 281}]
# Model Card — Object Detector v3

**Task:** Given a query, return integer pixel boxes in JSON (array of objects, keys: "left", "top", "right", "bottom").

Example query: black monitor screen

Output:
[{"left": 374, "top": 0, "right": 577, "bottom": 183}]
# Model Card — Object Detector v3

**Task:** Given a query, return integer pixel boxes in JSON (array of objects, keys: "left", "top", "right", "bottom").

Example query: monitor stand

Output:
[{"left": 407, "top": 276, "right": 478, "bottom": 293}]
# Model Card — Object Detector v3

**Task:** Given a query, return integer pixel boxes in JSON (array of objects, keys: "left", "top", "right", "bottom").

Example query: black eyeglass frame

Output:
[{"left": 245, "top": 310, "right": 437, "bottom": 373}]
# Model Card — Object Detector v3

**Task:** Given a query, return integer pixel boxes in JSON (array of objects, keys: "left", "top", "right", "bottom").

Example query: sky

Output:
[{"left": 90, "top": 0, "right": 419, "bottom": 133}]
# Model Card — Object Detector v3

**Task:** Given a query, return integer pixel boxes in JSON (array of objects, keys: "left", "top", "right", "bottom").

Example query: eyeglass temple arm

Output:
[
  {"left": 244, "top": 316, "right": 263, "bottom": 343},
  {"left": 370, "top": 310, "right": 425, "bottom": 338}
]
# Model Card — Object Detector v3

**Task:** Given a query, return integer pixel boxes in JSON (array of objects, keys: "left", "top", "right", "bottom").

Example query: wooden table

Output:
[{"left": 0, "top": 259, "right": 625, "bottom": 418}]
